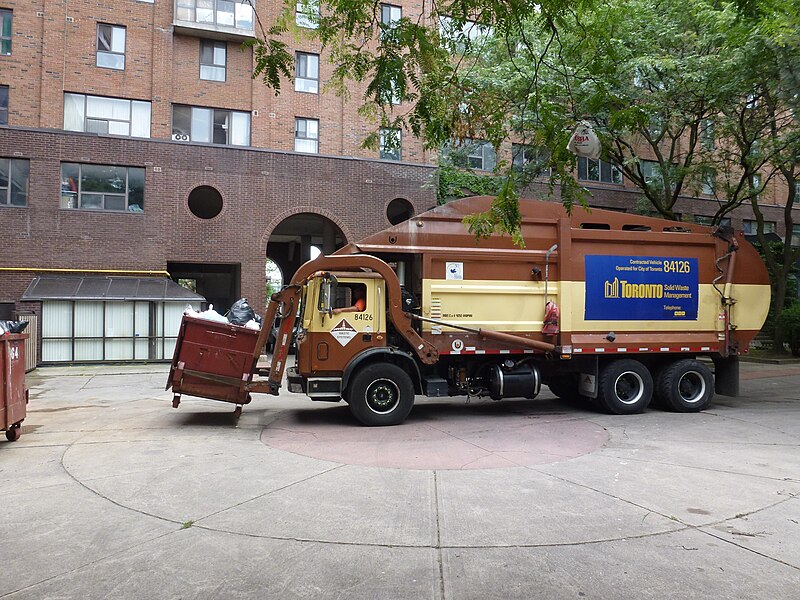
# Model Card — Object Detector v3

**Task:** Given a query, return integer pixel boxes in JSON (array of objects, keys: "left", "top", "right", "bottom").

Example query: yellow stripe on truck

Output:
[{"left": 422, "top": 278, "right": 770, "bottom": 333}]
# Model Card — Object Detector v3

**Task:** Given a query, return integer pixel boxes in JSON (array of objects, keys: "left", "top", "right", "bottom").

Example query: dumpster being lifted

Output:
[
  {"left": 167, "top": 196, "right": 771, "bottom": 426},
  {"left": 1, "top": 333, "right": 29, "bottom": 442}
]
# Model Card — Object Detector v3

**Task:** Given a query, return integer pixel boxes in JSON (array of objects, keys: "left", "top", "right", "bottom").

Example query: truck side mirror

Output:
[{"left": 317, "top": 273, "right": 338, "bottom": 316}]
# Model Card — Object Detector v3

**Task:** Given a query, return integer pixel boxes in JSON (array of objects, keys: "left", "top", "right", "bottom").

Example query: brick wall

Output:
[
  {"left": 0, "top": 127, "right": 437, "bottom": 313},
  {"left": 0, "top": 0, "right": 436, "bottom": 163}
]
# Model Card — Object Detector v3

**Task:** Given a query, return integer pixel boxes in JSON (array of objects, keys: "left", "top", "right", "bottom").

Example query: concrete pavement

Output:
[{"left": 1, "top": 362, "right": 799, "bottom": 598}]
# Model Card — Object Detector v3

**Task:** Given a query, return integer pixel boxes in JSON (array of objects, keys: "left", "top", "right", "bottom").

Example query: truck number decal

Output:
[
  {"left": 354, "top": 313, "right": 373, "bottom": 321},
  {"left": 585, "top": 255, "right": 699, "bottom": 321},
  {"left": 664, "top": 260, "right": 691, "bottom": 273}
]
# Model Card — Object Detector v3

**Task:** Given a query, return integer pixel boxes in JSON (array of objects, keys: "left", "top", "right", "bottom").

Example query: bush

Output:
[{"left": 777, "top": 303, "right": 800, "bottom": 355}]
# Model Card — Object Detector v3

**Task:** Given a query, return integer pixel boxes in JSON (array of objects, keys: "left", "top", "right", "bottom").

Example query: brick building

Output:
[{"left": 0, "top": 0, "right": 793, "bottom": 363}]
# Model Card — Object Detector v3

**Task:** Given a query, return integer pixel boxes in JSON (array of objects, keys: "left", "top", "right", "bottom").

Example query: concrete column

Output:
[{"left": 322, "top": 220, "right": 336, "bottom": 255}]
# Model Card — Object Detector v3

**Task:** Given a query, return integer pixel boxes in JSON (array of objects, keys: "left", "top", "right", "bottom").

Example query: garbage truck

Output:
[{"left": 167, "top": 196, "right": 771, "bottom": 426}]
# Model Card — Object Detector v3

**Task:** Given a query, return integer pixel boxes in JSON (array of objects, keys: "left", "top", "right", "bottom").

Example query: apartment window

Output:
[
  {"left": 695, "top": 215, "right": 731, "bottom": 227},
  {"left": 60, "top": 163, "right": 144, "bottom": 212},
  {"left": 295, "top": 118, "right": 319, "bottom": 153},
  {"left": 701, "top": 168, "right": 716, "bottom": 196},
  {"left": 512, "top": 144, "right": 550, "bottom": 177},
  {"left": 578, "top": 157, "right": 622, "bottom": 184},
  {"left": 64, "top": 93, "right": 151, "bottom": 138},
  {"left": 200, "top": 40, "right": 226, "bottom": 81},
  {"left": 438, "top": 16, "right": 492, "bottom": 46},
  {"left": 172, "top": 105, "right": 250, "bottom": 146},
  {"left": 743, "top": 220, "right": 776, "bottom": 236},
  {"left": 792, "top": 225, "right": 800, "bottom": 247},
  {"left": 379, "top": 128, "right": 401, "bottom": 161},
  {"left": 466, "top": 141, "right": 495, "bottom": 170},
  {"left": 0, "top": 85, "right": 7, "bottom": 125},
  {"left": 0, "top": 158, "right": 29, "bottom": 206},
  {"left": 176, "top": 0, "right": 254, "bottom": 30},
  {"left": 751, "top": 174, "right": 762, "bottom": 200},
  {"left": 639, "top": 160, "right": 665, "bottom": 185},
  {"left": 97, "top": 24, "right": 126, "bottom": 70},
  {"left": 381, "top": 4, "right": 401, "bottom": 28},
  {"left": 701, "top": 119, "right": 715, "bottom": 151},
  {"left": 1, "top": 10, "right": 11, "bottom": 55},
  {"left": 295, "top": 52, "right": 319, "bottom": 93},
  {"left": 443, "top": 139, "right": 496, "bottom": 171},
  {"left": 296, "top": 0, "right": 319, "bottom": 28}
]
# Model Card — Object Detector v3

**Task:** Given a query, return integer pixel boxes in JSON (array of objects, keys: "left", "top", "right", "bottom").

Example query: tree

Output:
[
  {"left": 247, "top": 0, "right": 797, "bottom": 245},
  {"left": 707, "top": 2, "right": 800, "bottom": 351}
]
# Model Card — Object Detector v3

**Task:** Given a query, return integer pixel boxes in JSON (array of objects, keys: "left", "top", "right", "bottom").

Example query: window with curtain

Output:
[
  {"left": 295, "top": 117, "right": 319, "bottom": 153},
  {"left": 63, "top": 93, "right": 151, "bottom": 138},
  {"left": 172, "top": 105, "right": 250, "bottom": 146},
  {"left": 295, "top": 52, "right": 319, "bottom": 93},
  {"left": 200, "top": 39, "right": 226, "bottom": 82}
]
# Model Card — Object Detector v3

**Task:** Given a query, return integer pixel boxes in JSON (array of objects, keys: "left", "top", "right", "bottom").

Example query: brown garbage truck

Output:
[{"left": 167, "top": 196, "right": 770, "bottom": 425}]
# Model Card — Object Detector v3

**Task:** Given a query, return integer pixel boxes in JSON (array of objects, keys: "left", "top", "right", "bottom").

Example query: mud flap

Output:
[
  {"left": 713, "top": 355, "right": 739, "bottom": 397},
  {"left": 578, "top": 357, "right": 599, "bottom": 399}
]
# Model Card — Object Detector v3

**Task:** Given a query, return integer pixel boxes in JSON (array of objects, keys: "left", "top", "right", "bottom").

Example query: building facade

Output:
[{"left": 0, "top": 0, "right": 793, "bottom": 363}]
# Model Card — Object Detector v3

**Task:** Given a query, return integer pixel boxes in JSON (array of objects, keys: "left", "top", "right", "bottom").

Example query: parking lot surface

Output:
[{"left": 1, "top": 362, "right": 799, "bottom": 599}]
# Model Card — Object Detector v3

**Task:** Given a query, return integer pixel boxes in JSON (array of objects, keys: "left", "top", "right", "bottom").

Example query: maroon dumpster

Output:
[
  {"left": 1, "top": 333, "right": 29, "bottom": 442},
  {"left": 166, "top": 316, "right": 262, "bottom": 414}
]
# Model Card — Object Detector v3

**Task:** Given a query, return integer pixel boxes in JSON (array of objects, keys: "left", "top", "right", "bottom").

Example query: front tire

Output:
[
  {"left": 656, "top": 359, "right": 713, "bottom": 412},
  {"left": 597, "top": 359, "right": 653, "bottom": 415},
  {"left": 346, "top": 363, "right": 415, "bottom": 426}
]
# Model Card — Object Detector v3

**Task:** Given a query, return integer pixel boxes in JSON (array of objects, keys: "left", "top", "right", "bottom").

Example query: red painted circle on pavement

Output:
[{"left": 261, "top": 398, "right": 608, "bottom": 470}]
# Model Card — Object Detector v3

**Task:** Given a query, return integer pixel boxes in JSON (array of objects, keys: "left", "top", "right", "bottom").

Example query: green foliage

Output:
[
  {"left": 752, "top": 240, "right": 798, "bottom": 342},
  {"left": 462, "top": 176, "right": 525, "bottom": 246},
  {"left": 246, "top": 0, "right": 798, "bottom": 255},
  {"left": 777, "top": 303, "right": 800, "bottom": 355},
  {"left": 436, "top": 164, "right": 505, "bottom": 203}
]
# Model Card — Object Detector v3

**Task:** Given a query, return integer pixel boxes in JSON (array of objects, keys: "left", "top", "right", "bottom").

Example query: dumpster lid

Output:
[{"left": 22, "top": 276, "right": 206, "bottom": 302}]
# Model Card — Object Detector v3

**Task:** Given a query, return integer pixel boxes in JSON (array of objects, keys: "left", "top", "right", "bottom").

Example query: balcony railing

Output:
[{"left": 174, "top": 0, "right": 255, "bottom": 40}]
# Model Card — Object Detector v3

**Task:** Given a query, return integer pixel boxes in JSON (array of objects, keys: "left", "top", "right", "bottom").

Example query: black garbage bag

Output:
[
  {"left": 228, "top": 298, "right": 256, "bottom": 326},
  {"left": 0, "top": 320, "right": 28, "bottom": 334}
]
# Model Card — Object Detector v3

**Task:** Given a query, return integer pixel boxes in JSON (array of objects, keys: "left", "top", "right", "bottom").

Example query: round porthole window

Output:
[
  {"left": 387, "top": 198, "right": 414, "bottom": 225},
  {"left": 188, "top": 186, "right": 223, "bottom": 219}
]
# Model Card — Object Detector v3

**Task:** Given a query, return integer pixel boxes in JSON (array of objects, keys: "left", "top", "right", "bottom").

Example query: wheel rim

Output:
[
  {"left": 677, "top": 370, "right": 706, "bottom": 404},
  {"left": 614, "top": 371, "right": 645, "bottom": 405},
  {"left": 365, "top": 378, "right": 401, "bottom": 415}
]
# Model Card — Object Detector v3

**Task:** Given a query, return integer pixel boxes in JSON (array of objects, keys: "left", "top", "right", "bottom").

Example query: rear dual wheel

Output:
[
  {"left": 655, "top": 359, "right": 713, "bottom": 412},
  {"left": 597, "top": 359, "right": 653, "bottom": 415}
]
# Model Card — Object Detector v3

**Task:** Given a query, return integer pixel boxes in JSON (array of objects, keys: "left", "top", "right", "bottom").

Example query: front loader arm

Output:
[{"left": 249, "top": 285, "right": 302, "bottom": 395}]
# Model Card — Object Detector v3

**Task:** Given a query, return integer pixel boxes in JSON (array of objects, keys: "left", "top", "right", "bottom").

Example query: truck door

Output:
[{"left": 300, "top": 277, "right": 386, "bottom": 374}]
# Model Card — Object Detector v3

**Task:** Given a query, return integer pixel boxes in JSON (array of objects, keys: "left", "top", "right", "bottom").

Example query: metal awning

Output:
[{"left": 22, "top": 276, "right": 205, "bottom": 302}]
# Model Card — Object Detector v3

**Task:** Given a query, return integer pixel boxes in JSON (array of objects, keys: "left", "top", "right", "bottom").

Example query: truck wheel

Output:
[
  {"left": 597, "top": 359, "right": 653, "bottom": 415},
  {"left": 656, "top": 359, "right": 713, "bottom": 412},
  {"left": 346, "top": 363, "right": 415, "bottom": 426}
]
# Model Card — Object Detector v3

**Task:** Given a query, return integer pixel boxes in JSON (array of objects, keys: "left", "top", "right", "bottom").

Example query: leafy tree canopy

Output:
[{"left": 248, "top": 0, "right": 799, "bottom": 241}]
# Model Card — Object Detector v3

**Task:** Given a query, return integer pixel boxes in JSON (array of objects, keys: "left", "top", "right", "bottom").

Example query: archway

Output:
[{"left": 266, "top": 213, "right": 347, "bottom": 283}]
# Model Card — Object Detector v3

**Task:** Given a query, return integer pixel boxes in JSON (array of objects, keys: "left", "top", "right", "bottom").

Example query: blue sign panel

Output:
[{"left": 585, "top": 255, "right": 699, "bottom": 321}]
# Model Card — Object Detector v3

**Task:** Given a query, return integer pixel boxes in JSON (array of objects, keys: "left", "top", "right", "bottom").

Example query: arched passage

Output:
[{"left": 266, "top": 213, "right": 347, "bottom": 282}]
